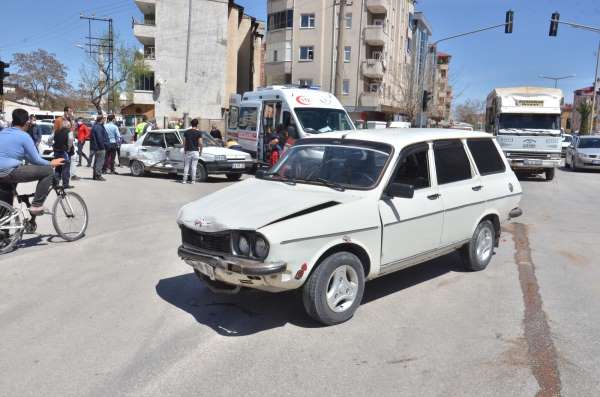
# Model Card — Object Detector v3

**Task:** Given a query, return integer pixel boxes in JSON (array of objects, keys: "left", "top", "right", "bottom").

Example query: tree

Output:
[
  {"left": 454, "top": 99, "right": 486, "bottom": 129},
  {"left": 576, "top": 100, "right": 592, "bottom": 135},
  {"left": 10, "top": 49, "right": 70, "bottom": 109},
  {"left": 79, "top": 37, "right": 147, "bottom": 114}
]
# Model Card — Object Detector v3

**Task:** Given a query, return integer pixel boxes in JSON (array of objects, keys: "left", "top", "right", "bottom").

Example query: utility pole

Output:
[
  {"left": 333, "top": 0, "right": 346, "bottom": 98},
  {"left": 80, "top": 14, "right": 114, "bottom": 114},
  {"left": 538, "top": 74, "right": 575, "bottom": 88},
  {"left": 590, "top": 41, "right": 600, "bottom": 133}
]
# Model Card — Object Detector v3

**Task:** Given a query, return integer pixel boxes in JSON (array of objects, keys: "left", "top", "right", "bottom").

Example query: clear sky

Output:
[{"left": 0, "top": 0, "right": 598, "bottom": 105}]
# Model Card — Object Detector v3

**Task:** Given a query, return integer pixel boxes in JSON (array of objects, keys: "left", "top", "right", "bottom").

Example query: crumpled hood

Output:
[{"left": 177, "top": 178, "right": 358, "bottom": 232}]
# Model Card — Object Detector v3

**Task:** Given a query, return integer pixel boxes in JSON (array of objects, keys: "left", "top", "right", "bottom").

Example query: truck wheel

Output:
[
  {"left": 545, "top": 168, "right": 555, "bottom": 181},
  {"left": 226, "top": 173, "right": 242, "bottom": 181},
  {"left": 130, "top": 160, "right": 145, "bottom": 177},
  {"left": 195, "top": 163, "right": 208, "bottom": 182},
  {"left": 302, "top": 252, "right": 365, "bottom": 326},
  {"left": 460, "top": 220, "right": 495, "bottom": 271}
]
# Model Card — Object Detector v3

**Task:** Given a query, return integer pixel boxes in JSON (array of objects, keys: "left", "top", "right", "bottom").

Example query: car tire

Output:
[
  {"left": 130, "top": 160, "right": 145, "bottom": 177},
  {"left": 545, "top": 168, "right": 555, "bottom": 181},
  {"left": 302, "top": 252, "right": 365, "bottom": 326},
  {"left": 226, "top": 173, "right": 242, "bottom": 181},
  {"left": 195, "top": 163, "right": 208, "bottom": 182},
  {"left": 460, "top": 220, "right": 496, "bottom": 272}
]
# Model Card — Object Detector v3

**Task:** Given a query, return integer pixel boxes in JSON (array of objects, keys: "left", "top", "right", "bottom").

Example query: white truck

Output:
[
  {"left": 485, "top": 87, "right": 563, "bottom": 180},
  {"left": 226, "top": 86, "right": 355, "bottom": 163}
]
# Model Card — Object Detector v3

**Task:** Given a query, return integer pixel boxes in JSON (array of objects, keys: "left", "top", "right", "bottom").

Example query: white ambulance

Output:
[{"left": 227, "top": 86, "right": 355, "bottom": 162}]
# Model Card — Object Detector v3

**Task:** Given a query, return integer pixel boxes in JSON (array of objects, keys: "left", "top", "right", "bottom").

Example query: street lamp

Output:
[{"left": 538, "top": 74, "right": 576, "bottom": 88}]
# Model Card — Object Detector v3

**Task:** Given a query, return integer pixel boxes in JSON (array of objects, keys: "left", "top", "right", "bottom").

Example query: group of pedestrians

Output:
[{"left": 89, "top": 114, "right": 122, "bottom": 181}]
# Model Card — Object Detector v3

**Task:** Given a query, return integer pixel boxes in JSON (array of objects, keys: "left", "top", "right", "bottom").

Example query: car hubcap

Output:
[
  {"left": 476, "top": 227, "right": 493, "bottom": 263},
  {"left": 326, "top": 265, "right": 359, "bottom": 313},
  {"left": 132, "top": 162, "right": 141, "bottom": 175}
]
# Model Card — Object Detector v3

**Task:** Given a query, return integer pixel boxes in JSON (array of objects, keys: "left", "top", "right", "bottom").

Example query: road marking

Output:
[{"left": 509, "top": 223, "right": 562, "bottom": 397}]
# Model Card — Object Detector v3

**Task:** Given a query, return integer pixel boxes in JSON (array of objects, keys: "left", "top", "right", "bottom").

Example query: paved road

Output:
[{"left": 1, "top": 167, "right": 599, "bottom": 397}]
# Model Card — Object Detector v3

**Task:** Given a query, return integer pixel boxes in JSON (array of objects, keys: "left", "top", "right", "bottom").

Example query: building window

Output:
[
  {"left": 344, "top": 46, "right": 351, "bottom": 63},
  {"left": 345, "top": 13, "right": 352, "bottom": 29},
  {"left": 300, "top": 14, "right": 315, "bottom": 28},
  {"left": 299, "top": 46, "right": 314, "bottom": 61},
  {"left": 267, "top": 9, "right": 293, "bottom": 31},
  {"left": 273, "top": 50, "right": 278, "bottom": 62},
  {"left": 144, "top": 45, "right": 155, "bottom": 60},
  {"left": 343, "top": 79, "right": 350, "bottom": 96},
  {"left": 299, "top": 79, "right": 313, "bottom": 87},
  {"left": 135, "top": 72, "right": 154, "bottom": 91}
]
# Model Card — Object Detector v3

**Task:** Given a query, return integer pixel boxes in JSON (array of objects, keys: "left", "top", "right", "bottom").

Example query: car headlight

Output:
[
  {"left": 215, "top": 155, "right": 227, "bottom": 161},
  {"left": 237, "top": 234, "right": 250, "bottom": 256},
  {"left": 253, "top": 236, "right": 269, "bottom": 259}
]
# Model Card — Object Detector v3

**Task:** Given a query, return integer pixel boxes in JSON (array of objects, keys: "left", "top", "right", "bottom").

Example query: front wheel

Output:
[
  {"left": 52, "top": 192, "right": 88, "bottom": 241},
  {"left": 0, "top": 201, "right": 24, "bottom": 254},
  {"left": 545, "top": 168, "right": 555, "bottom": 181},
  {"left": 195, "top": 163, "right": 208, "bottom": 182},
  {"left": 460, "top": 220, "right": 495, "bottom": 271},
  {"left": 302, "top": 252, "right": 365, "bottom": 326}
]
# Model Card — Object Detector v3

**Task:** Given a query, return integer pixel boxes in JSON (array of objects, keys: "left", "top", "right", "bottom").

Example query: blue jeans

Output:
[{"left": 54, "top": 151, "right": 71, "bottom": 187}]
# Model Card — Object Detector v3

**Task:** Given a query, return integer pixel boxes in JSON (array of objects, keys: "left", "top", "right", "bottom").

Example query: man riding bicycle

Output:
[{"left": 0, "top": 108, "right": 64, "bottom": 215}]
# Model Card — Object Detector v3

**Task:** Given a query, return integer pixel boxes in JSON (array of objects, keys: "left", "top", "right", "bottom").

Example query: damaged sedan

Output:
[{"left": 177, "top": 129, "right": 523, "bottom": 325}]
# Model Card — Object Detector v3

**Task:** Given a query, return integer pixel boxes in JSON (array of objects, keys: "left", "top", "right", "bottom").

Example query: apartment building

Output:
[
  {"left": 265, "top": 0, "right": 416, "bottom": 122},
  {"left": 431, "top": 52, "right": 452, "bottom": 123},
  {"left": 128, "top": 0, "right": 264, "bottom": 128},
  {"left": 572, "top": 86, "right": 600, "bottom": 132}
]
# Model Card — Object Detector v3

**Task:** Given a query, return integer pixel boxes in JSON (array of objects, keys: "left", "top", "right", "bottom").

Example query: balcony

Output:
[
  {"left": 134, "top": 0, "right": 155, "bottom": 15},
  {"left": 133, "top": 90, "right": 155, "bottom": 105},
  {"left": 366, "top": 0, "right": 388, "bottom": 14},
  {"left": 364, "top": 25, "right": 386, "bottom": 46},
  {"left": 360, "top": 92, "right": 381, "bottom": 108},
  {"left": 361, "top": 59, "right": 385, "bottom": 79},
  {"left": 133, "top": 21, "right": 156, "bottom": 46}
]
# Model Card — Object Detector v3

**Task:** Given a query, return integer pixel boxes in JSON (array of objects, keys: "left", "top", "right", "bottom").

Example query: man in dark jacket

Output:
[
  {"left": 27, "top": 115, "right": 43, "bottom": 149},
  {"left": 90, "top": 115, "right": 109, "bottom": 181}
]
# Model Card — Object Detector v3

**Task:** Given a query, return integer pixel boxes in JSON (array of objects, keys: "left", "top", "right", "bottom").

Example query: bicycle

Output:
[{"left": 0, "top": 180, "right": 89, "bottom": 254}]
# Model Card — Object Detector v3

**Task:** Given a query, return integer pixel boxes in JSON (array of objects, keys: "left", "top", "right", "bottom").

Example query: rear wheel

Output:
[
  {"left": 226, "top": 173, "right": 242, "bottom": 181},
  {"left": 0, "top": 201, "right": 24, "bottom": 254},
  {"left": 460, "top": 220, "right": 495, "bottom": 271},
  {"left": 545, "top": 167, "right": 555, "bottom": 181},
  {"left": 52, "top": 192, "right": 88, "bottom": 242},
  {"left": 302, "top": 252, "right": 365, "bottom": 325},
  {"left": 130, "top": 160, "right": 145, "bottom": 177}
]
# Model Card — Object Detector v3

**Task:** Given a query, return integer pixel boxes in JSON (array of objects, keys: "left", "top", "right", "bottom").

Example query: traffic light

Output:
[
  {"left": 422, "top": 90, "right": 432, "bottom": 111},
  {"left": 505, "top": 10, "right": 514, "bottom": 34},
  {"left": 549, "top": 12, "right": 560, "bottom": 36},
  {"left": 0, "top": 61, "right": 9, "bottom": 96}
]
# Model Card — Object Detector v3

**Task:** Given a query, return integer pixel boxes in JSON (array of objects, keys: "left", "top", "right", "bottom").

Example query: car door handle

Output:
[
  {"left": 427, "top": 194, "right": 441, "bottom": 200},
  {"left": 472, "top": 185, "right": 483, "bottom": 191}
]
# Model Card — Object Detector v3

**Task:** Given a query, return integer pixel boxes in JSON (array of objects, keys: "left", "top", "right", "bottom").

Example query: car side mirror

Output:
[{"left": 386, "top": 183, "right": 414, "bottom": 199}]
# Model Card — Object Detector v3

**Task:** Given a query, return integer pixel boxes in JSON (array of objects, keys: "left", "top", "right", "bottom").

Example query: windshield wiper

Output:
[
  {"left": 260, "top": 172, "right": 296, "bottom": 185},
  {"left": 312, "top": 178, "right": 345, "bottom": 192}
]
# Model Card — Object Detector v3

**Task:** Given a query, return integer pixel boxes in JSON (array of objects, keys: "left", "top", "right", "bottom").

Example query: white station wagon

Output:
[{"left": 177, "top": 129, "right": 523, "bottom": 325}]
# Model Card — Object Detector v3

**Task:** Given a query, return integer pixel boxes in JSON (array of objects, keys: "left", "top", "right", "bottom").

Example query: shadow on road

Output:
[{"left": 156, "top": 252, "right": 468, "bottom": 336}]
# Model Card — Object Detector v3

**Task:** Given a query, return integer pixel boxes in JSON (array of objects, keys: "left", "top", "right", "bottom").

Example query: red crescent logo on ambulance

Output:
[{"left": 296, "top": 96, "right": 311, "bottom": 106}]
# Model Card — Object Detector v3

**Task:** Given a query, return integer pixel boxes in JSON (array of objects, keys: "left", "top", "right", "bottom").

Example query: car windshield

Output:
[
  {"left": 38, "top": 124, "right": 53, "bottom": 135},
  {"left": 294, "top": 108, "right": 353, "bottom": 134},
  {"left": 499, "top": 114, "right": 560, "bottom": 130},
  {"left": 201, "top": 131, "right": 221, "bottom": 147},
  {"left": 267, "top": 143, "right": 391, "bottom": 190},
  {"left": 578, "top": 138, "right": 600, "bottom": 149}
]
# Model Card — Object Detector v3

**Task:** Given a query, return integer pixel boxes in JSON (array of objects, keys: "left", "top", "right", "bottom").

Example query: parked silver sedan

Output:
[{"left": 565, "top": 135, "right": 600, "bottom": 171}]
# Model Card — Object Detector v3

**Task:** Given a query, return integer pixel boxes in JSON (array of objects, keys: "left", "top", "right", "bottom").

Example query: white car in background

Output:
[
  {"left": 177, "top": 129, "right": 523, "bottom": 325},
  {"left": 37, "top": 122, "right": 55, "bottom": 160},
  {"left": 120, "top": 129, "right": 255, "bottom": 181}
]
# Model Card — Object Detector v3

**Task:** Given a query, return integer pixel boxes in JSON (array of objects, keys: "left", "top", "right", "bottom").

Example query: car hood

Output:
[
  {"left": 177, "top": 178, "right": 359, "bottom": 232},
  {"left": 576, "top": 148, "right": 600, "bottom": 156},
  {"left": 202, "top": 146, "right": 250, "bottom": 160}
]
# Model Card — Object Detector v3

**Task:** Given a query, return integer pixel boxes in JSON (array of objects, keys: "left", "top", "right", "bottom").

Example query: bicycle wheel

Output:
[
  {"left": 0, "top": 201, "right": 24, "bottom": 254},
  {"left": 52, "top": 192, "right": 88, "bottom": 241}
]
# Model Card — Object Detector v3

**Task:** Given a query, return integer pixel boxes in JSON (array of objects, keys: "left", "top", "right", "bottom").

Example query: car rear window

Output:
[
  {"left": 467, "top": 139, "right": 506, "bottom": 175},
  {"left": 433, "top": 140, "right": 472, "bottom": 185}
]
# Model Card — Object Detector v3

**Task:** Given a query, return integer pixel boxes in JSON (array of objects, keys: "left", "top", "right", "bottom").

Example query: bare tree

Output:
[
  {"left": 454, "top": 99, "right": 486, "bottom": 129},
  {"left": 79, "top": 40, "right": 147, "bottom": 114},
  {"left": 10, "top": 49, "right": 70, "bottom": 109}
]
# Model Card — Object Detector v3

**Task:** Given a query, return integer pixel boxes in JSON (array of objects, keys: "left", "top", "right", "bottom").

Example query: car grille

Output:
[
  {"left": 506, "top": 151, "right": 552, "bottom": 159},
  {"left": 181, "top": 227, "right": 231, "bottom": 254}
]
